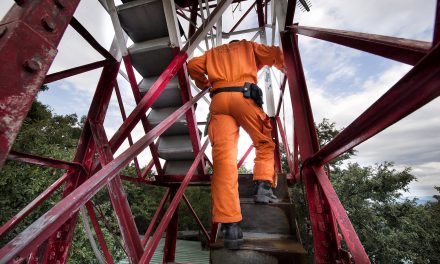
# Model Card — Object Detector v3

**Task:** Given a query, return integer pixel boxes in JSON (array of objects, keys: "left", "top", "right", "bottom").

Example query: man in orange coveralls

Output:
[{"left": 187, "top": 39, "right": 285, "bottom": 249}]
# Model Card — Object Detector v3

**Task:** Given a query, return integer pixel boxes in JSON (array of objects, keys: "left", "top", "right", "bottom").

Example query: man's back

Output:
[{"left": 187, "top": 40, "right": 284, "bottom": 90}]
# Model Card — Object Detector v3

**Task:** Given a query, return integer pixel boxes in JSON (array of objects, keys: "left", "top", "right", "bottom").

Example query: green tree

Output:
[
  {"left": 0, "top": 89, "right": 126, "bottom": 263},
  {"left": 289, "top": 119, "right": 440, "bottom": 263},
  {"left": 0, "top": 92, "right": 82, "bottom": 246}
]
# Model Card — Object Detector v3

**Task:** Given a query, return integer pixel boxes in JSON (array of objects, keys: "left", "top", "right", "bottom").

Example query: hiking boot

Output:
[
  {"left": 253, "top": 180, "right": 279, "bottom": 204},
  {"left": 221, "top": 222, "right": 244, "bottom": 250}
]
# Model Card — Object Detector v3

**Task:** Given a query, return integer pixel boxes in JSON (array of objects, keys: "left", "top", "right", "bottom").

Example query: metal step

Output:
[
  {"left": 138, "top": 76, "right": 182, "bottom": 108},
  {"left": 157, "top": 135, "right": 195, "bottom": 160},
  {"left": 239, "top": 174, "right": 290, "bottom": 202},
  {"left": 163, "top": 160, "right": 196, "bottom": 175},
  {"left": 128, "top": 37, "right": 174, "bottom": 78},
  {"left": 117, "top": 0, "right": 169, "bottom": 42},
  {"left": 211, "top": 236, "right": 308, "bottom": 264},
  {"left": 240, "top": 201, "right": 297, "bottom": 236},
  {"left": 146, "top": 107, "right": 188, "bottom": 136}
]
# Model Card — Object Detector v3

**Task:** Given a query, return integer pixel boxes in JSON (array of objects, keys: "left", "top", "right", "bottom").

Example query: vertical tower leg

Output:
[
  {"left": 0, "top": 0, "right": 81, "bottom": 169},
  {"left": 163, "top": 188, "right": 179, "bottom": 263},
  {"left": 281, "top": 29, "right": 341, "bottom": 263},
  {"left": 37, "top": 61, "right": 120, "bottom": 264}
]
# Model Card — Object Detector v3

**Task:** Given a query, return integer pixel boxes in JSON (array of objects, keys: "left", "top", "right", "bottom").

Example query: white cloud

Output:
[{"left": 296, "top": 0, "right": 436, "bottom": 41}]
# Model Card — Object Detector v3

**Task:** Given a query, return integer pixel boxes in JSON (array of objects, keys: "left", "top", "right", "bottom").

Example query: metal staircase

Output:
[
  {"left": 115, "top": 1, "right": 307, "bottom": 262},
  {"left": 116, "top": 0, "right": 203, "bottom": 176},
  {"left": 211, "top": 174, "right": 308, "bottom": 263}
]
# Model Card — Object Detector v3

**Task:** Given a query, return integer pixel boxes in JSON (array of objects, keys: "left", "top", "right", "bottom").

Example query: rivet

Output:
[
  {"left": 42, "top": 16, "right": 56, "bottom": 32},
  {"left": 54, "top": 0, "right": 66, "bottom": 9},
  {"left": 0, "top": 26, "right": 6, "bottom": 38},
  {"left": 23, "top": 59, "right": 40, "bottom": 73}
]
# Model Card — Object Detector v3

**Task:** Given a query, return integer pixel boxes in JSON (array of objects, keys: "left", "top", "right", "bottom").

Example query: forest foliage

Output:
[{"left": 289, "top": 119, "right": 440, "bottom": 264}]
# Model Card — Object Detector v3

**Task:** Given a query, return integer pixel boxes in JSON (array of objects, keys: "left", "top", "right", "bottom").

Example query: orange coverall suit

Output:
[{"left": 187, "top": 40, "right": 285, "bottom": 223}]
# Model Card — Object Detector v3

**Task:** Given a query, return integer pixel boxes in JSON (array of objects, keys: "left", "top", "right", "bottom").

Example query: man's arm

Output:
[
  {"left": 187, "top": 53, "right": 211, "bottom": 90},
  {"left": 251, "top": 42, "right": 285, "bottom": 71}
]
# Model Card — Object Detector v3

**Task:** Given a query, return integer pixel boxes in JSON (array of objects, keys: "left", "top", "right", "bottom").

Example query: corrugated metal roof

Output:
[{"left": 118, "top": 239, "right": 209, "bottom": 264}]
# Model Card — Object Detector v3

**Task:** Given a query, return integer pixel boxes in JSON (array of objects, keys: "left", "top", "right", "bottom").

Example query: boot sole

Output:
[
  {"left": 253, "top": 194, "right": 279, "bottom": 204},
  {"left": 224, "top": 238, "right": 244, "bottom": 250}
]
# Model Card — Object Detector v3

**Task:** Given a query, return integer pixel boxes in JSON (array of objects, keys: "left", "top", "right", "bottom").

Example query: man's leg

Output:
[
  {"left": 230, "top": 94, "right": 277, "bottom": 204},
  {"left": 230, "top": 94, "right": 275, "bottom": 185},
  {"left": 208, "top": 114, "right": 241, "bottom": 223}
]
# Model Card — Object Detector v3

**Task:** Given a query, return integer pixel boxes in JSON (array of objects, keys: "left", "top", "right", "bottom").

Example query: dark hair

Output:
[{"left": 229, "top": 39, "right": 240, "bottom": 43}]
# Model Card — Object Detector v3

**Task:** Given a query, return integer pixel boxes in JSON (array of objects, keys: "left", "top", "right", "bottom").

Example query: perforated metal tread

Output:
[
  {"left": 147, "top": 107, "right": 188, "bottom": 136},
  {"left": 163, "top": 160, "right": 196, "bottom": 175},
  {"left": 117, "top": 0, "right": 169, "bottom": 42},
  {"left": 157, "top": 135, "right": 195, "bottom": 160},
  {"left": 128, "top": 38, "right": 174, "bottom": 77},
  {"left": 211, "top": 237, "right": 308, "bottom": 264},
  {"left": 138, "top": 76, "right": 182, "bottom": 108},
  {"left": 240, "top": 202, "right": 297, "bottom": 235}
]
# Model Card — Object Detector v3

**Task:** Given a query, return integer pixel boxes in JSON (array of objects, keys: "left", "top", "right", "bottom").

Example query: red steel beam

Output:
[
  {"left": 120, "top": 175, "right": 211, "bottom": 187},
  {"left": 142, "top": 189, "right": 171, "bottom": 247},
  {"left": 312, "top": 42, "right": 440, "bottom": 166},
  {"left": 0, "top": 89, "right": 208, "bottom": 263},
  {"left": 276, "top": 117, "right": 294, "bottom": 175},
  {"left": 285, "top": 0, "right": 297, "bottom": 29},
  {"left": 280, "top": 29, "right": 348, "bottom": 263},
  {"left": 292, "top": 25, "right": 431, "bottom": 65},
  {"left": 275, "top": 75, "right": 287, "bottom": 117},
  {"left": 313, "top": 166, "right": 370, "bottom": 264},
  {"left": 108, "top": 52, "right": 189, "bottom": 162},
  {"left": 122, "top": 55, "right": 164, "bottom": 176},
  {"left": 7, "top": 150, "right": 82, "bottom": 171},
  {"left": 153, "top": 174, "right": 211, "bottom": 183},
  {"left": 270, "top": 118, "right": 282, "bottom": 173},
  {"left": 210, "top": 223, "right": 219, "bottom": 244},
  {"left": 141, "top": 159, "right": 155, "bottom": 179},
  {"left": 204, "top": 154, "right": 213, "bottom": 168},
  {"left": 293, "top": 130, "right": 299, "bottom": 179},
  {"left": 38, "top": 61, "right": 121, "bottom": 264},
  {"left": 256, "top": 0, "right": 265, "bottom": 28},
  {"left": 264, "top": 0, "right": 268, "bottom": 24},
  {"left": 69, "top": 16, "right": 114, "bottom": 60},
  {"left": 0, "top": 0, "right": 81, "bottom": 170},
  {"left": 114, "top": 82, "right": 142, "bottom": 177},
  {"left": 140, "top": 139, "right": 209, "bottom": 263},
  {"left": 188, "top": 2, "right": 199, "bottom": 38},
  {"left": 85, "top": 202, "right": 114, "bottom": 264},
  {"left": 175, "top": 55, "right": 206, "bottom": 175},
  {"left": 44, "top": 59, "right": 110, "bottom": 84},
  {"left": 0, "top": 172, "right": 70, "bottom": 240},
  {"left": 182, "top": 194, "right": 211, "bottom": 242},
  {"left": 228, "top": 1, "right": 257, "bottom": 34},
  {"left": 120, "top": 175, "right": 156, "bottom": 184},
  {"left": 89, "top": 121, "right": 143, "bottom": 263},
  {"left": 434, "top": 0, "right": 440, "bottom": 45},
  {"left": 237, "top": 144, "right": 253, "bottom": 169},
  {"left": 163, "top": 188, "right": 179, "bottom": 263}
]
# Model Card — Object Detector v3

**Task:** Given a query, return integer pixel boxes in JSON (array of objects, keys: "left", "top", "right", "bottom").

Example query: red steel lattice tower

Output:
[{"left": 0, "top": 0, "right": 439, "bottom": 263}]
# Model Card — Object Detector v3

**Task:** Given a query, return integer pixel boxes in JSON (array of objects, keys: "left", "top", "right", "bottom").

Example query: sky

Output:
[{"left": 0, "top": 0, "right": 438, "bottom": 198}]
